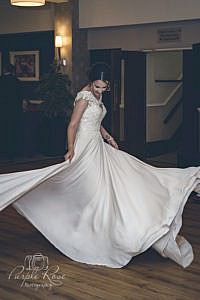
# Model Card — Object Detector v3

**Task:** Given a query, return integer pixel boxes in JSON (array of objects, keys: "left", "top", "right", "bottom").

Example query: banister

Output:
[{"left": 164, "top": 97, "right": 183, "bottom": 124}]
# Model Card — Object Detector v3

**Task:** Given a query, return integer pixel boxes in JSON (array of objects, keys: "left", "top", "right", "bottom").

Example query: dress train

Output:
[{"left": 0, "top": 90, "right": 199, "bottom": 268}]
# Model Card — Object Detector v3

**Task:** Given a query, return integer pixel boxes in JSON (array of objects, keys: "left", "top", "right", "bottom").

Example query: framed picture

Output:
[{"left": 9, "top": 50, "right": 39, "bottom": 81}]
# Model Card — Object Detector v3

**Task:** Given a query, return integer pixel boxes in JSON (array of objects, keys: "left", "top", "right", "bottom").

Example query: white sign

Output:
[{"left": 158, "top": 28, "right": 181, "bottom": 43}]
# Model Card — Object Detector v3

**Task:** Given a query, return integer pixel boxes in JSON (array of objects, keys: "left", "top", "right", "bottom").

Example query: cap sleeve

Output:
[{"left": 74, "top": 91, "right": 91, "bottom": 103}]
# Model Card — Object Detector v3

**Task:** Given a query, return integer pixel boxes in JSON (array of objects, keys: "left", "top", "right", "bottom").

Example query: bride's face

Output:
[{"left": 90, "top": 80, "right": 108, "bottom": 99}]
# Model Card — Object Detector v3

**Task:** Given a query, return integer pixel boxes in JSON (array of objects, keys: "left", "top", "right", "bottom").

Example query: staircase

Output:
[{"left": 146, "top": 74, "right": 183, "bottom": 157}]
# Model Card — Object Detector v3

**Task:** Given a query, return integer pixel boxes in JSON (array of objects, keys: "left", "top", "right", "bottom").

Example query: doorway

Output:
[
  {"left": 90, "top": 49, "right": 146, "bottom": 159},
  {"left": 145, "top": 50, "right": 184, "bottom": 165},
  {"left": 90, "top": 47, "right": 199, "bottom": 166}
]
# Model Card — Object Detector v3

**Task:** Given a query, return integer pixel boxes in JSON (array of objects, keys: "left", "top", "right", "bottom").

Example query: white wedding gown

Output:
[{"left": 0, "top": 90, "right": 200, "bottom": 268}]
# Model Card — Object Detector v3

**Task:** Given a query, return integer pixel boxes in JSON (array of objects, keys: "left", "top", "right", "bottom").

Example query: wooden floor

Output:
[{"left": 0, "top": 158, "right": 200, "bottom": 300}]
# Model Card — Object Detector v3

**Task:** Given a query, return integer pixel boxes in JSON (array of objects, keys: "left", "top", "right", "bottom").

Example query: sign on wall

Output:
[{"left": 157, "top": 28, "right": 182, "bottom": 43}]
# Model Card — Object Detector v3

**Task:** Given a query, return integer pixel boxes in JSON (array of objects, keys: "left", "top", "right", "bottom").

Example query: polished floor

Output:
[{"left": 0, "top": 158, "right": 199, "bottom": 300}]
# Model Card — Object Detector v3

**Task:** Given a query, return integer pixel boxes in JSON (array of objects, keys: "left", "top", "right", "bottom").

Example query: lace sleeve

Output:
[{"left": 74, "top": 91, "right": 91, "bottom": 104}]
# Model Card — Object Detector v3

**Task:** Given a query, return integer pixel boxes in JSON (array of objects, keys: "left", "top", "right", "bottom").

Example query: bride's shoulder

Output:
[{"left": 75, "top": 86, "right": 92, "bottom": 103}]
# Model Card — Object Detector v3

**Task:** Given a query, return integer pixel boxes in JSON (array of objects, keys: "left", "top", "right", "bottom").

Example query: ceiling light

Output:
[{"left": 11, "top": 0, "right": 45, "bottom": 7}]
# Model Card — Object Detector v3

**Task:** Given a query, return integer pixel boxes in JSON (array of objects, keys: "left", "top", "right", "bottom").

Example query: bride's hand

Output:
[
  {"left": 64, "top": 147, "right": 74, "bottom": 162},
  {"left": 108, "top": 138, "right": 119, "bottom": 149}
]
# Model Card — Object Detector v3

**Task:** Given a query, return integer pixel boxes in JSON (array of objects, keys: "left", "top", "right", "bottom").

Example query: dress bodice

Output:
[{"left": 74, "top": 91, "right": 107, "bottom": 136}]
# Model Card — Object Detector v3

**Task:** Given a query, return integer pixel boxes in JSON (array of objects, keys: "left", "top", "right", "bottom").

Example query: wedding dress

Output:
[{"left": 0, "top": 90, "right": 199, "bottom": 268}]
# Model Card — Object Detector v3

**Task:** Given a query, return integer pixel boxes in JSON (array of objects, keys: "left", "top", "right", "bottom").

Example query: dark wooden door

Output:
[
  {"left": 122, "top": 51, "right": 146, "bottom": 159},
  {"left": 179, "top": 47, "right": 200, "bottom": 166},
  {"left": 192, "top": 43, "right": 200, "bottom": 163},
  {"left": 90, "top": 49, "right": 121, "bottom": 139},
  {"left": 90, "top": 49, "right": 146, "bottom": 159}
]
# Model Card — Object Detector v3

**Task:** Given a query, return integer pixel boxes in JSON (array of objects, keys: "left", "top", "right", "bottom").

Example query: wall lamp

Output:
[
  {"left": 55, "top": 35, "right": 67, "bottom": 67},
  {"left": 55, "top": 35, "right": 63, "bottom": 61}
]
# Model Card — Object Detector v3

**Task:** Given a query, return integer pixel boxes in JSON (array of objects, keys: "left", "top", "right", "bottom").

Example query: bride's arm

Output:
[
  {"left": 64, "top": 100, "right": 88, "bottom": 161},
  {"left": 100, "top": 125, "right": 118, "bottom": 149}
]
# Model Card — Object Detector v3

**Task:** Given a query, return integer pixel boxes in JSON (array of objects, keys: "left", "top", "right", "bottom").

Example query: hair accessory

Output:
[{"left": 100, "top": 72, "right": 104, "bottom": 81}]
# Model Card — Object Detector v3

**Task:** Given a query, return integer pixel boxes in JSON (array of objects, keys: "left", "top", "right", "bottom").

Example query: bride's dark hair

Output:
[{"left": 88, "top": 62, "right": 111, "bottom": 82}]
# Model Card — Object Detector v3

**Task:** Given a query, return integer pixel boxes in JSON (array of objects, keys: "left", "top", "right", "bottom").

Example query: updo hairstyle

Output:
[{"left": 88, "top": 62, "right": 111, "bottom": 83}]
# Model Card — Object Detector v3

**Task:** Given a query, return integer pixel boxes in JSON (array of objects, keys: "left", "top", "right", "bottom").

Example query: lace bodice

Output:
[{"left": 74, "top": 91, "right": 107, "bottom": 136}]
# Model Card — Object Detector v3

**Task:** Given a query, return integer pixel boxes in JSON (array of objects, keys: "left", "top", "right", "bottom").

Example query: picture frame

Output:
[{"left": 9, "top": 50, "right": 39, "bottom": 81}]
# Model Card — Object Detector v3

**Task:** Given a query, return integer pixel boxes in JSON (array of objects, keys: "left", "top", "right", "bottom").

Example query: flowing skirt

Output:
[{"left": 0, "top": 131, "right": 199, "bottom": 268}]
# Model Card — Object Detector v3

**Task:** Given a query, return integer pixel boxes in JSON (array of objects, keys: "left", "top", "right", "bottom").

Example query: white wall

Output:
[
  {"left": 0, "top": 1, "right": 54, "bottom": 34},
  {"left": 147, "top": 51, "right": 182, "bottom": 106},
  {"left": 146, "top": 51, "right": 183, "bottom": 142},
  {"left": 147, "top": 103, "right": 182, "bottom": 142},
  {"left": 79, "top": 0, "right": 200, "bottom": 28},
  {"left": 88, "top": 20, "right": 200, "bottom": 51}
]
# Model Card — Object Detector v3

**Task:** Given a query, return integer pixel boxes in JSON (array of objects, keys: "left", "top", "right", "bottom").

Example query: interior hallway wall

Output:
[
  {"left": 79, "top": 0, "right": 200, "bottom": 28},
  {"left": 88, "top": 20, "right": 200, "bottom": 51},
  {"left": 0, "top": 0, "right": 54, "bottom": 34}
]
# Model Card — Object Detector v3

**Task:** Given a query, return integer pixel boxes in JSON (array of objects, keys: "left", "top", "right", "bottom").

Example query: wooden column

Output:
[{"left": 54, "top": 0, "right": 89, "bottom": 94}]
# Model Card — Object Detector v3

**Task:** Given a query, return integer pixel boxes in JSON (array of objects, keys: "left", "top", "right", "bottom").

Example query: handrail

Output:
[
  {"left": 163, "top": 97, "right": 183, "bottom": 124},
  {"left": 147, "top": 82, "right": 182, "bottom": 107},
  {"left": 155, "top": 79, "right": 182, "bottom": 83}
]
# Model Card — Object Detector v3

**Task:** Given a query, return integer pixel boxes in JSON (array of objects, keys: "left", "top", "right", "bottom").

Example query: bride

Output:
[{"left": 0, "top": 63, "right": 199, "bottom": 268}]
